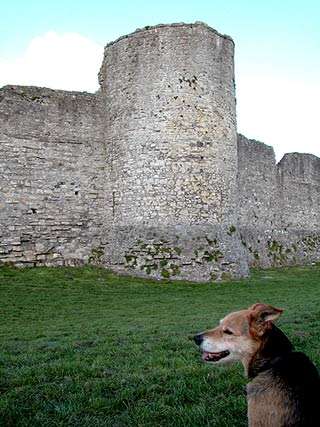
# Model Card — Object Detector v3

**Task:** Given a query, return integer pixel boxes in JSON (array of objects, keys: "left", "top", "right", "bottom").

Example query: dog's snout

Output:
[{"left": 194, "top": 333, "right": 204, "bottom": 346}]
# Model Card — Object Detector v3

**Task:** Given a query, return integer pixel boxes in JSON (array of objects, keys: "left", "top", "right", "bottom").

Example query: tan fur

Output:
[
  {"left": 199, "top": 305, "right": 282, "bottom": 371},
  {"left": 200, "top": 308, "right": 261, "bottom": 373},
  {"left": 247, "top": 373, "right": 296, "bottom": 426}
]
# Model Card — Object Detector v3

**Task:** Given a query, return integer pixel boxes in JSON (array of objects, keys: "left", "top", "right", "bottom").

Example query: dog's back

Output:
[{"left": 247, "top": 351, "right": 320, "bottom": 426}]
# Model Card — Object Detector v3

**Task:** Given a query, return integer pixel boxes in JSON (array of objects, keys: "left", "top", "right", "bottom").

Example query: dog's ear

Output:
[{"left": 248, "top": 303, "right": 283, "bottom": 337}]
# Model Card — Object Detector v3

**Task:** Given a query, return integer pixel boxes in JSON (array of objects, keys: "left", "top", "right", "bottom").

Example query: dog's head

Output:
[{"left": 194, "top": 303, "right": 283, "bottom": 365}]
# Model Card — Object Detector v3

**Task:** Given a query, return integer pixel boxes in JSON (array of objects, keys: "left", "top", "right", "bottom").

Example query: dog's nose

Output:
[{"left": 194, "top": 333, "right": 204, "bottom": 346}]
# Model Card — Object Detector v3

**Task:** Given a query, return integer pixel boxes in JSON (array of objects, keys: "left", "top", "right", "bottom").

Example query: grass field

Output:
[{"left": 0, "top": 265, "right": 319, "bottom": 426}]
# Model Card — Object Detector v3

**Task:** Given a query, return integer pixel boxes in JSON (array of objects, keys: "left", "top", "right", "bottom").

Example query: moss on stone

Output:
[
  {"left": 158, "top": 246, "right": 172, "bottom": 254},
  {"left": 301, "top": 235, "right": 320, "bottom": 250},
  {"left": 141, "top": 264, "right": 158, "bottom": 275},
  {"left": 268, "top": 240, "right": 281, "bottom": 253},
  {"left": 210, "top": 272, "right": 218, "bottom": 281},
  {"left": 170, "top": 264, "right": 180, "bottom": 276},
  {"left": 125, "top": 254, "right": 137, "bottom": 267},
  {"left": 221, "top": 272, "right": 232, "bottom": 281},
  {"left": 89, "top": 247, "right": 104, "bottom": 264},
  {"left": 159, "top": 259, "right": 168, "bottom": 267},
  {"left": 227, "top": 225, "right": 236, "bottom": 235},
  {"left": 203, "top": 249, "right": 223, "bottom": 262},
  {"left": 161, "top": 269, "right": 170, "bottom": 279}
]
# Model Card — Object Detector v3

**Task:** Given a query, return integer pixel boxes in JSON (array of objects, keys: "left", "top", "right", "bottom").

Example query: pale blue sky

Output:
[{"left": 1, "top": 0, "right": 319, "bottom": 160}]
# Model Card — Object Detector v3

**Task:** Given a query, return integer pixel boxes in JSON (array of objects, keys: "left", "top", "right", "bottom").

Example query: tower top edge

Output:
[{"left": 105, "top": 22, "right": 234, "bottom": 49}]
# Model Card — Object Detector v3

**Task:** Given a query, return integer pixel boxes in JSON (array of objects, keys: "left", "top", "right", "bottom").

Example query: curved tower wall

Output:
[{"left": 99, "top": 23, "right": 248, "bottom": 281}]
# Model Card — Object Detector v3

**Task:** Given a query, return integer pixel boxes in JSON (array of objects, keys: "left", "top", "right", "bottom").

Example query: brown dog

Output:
[{"left": 194, "top": 303, "right": 320, "bottom": 426}]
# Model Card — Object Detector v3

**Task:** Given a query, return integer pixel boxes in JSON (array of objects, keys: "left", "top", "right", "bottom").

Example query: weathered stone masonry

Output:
[
  {"left": 238, "top": 135, "right": 320, "bottom": 268},
  {"left": 0, "top": 22, "right": 319, "bottom": 281},
  {"left": 0, "top": 86, "right": 108, "bottom": 266}
]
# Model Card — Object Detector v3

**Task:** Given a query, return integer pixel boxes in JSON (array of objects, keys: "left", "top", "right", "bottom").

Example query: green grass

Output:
[{"left": 0, "top": 266, "right": 319, "bottom": 426}]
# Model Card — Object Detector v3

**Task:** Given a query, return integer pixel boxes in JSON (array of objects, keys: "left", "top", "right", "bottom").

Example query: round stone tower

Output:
[{"left": 99, "top": 22, "right": 248, "bottom": 281}]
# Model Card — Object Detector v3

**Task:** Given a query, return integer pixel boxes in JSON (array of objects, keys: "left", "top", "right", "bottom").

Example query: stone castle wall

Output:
[
  {"left": 277, "top": 153, "right": 320, "bottom": 231},
  {"left": 0, "top": 86, "right": 108, "bottom": 266},
  {"left": 237, "top": 135, "right": 320, "bottom": 268},
  {"left": 237, "top": 134, "right": 277, "bottom": 231},
  {"left": 0, "top": 22, "right": 319, "bottom": 281}
]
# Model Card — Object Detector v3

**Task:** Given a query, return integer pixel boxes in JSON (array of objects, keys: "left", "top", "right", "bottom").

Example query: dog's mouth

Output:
[{"left": 202, "top": 350, "right": 230, "bottom": 362}]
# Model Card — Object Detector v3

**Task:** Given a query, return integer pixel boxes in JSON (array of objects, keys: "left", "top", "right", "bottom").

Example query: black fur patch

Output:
[{"left": 249, "top": 325, "right": 320, "bottom": 426}]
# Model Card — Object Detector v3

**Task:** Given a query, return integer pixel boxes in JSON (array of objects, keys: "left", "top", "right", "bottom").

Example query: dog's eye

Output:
[{"left": 224, "top": 329, "right": 233, "bottom": 335}]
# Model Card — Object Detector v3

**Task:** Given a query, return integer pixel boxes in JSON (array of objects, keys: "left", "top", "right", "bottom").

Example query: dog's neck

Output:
[{"left": 245, "top": 325, "right": 293, "bottom": 379}]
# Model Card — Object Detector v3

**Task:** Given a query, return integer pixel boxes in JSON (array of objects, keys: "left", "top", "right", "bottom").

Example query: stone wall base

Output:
[
  {"left": 239, "top": 227, "right": 320, "bottom": 269},
  {"left": 102, "top": 224, "right": 249, "bottom": 282}
]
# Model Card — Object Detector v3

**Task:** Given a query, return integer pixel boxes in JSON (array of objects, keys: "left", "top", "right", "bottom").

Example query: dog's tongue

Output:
[{"left": 202, "top": 350, "right": 230, "bottom": 362}]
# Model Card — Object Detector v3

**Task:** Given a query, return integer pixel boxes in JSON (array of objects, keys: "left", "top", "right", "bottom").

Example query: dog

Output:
[{"left": 194, "top": 303, "right": 320, "bottom": 426}]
